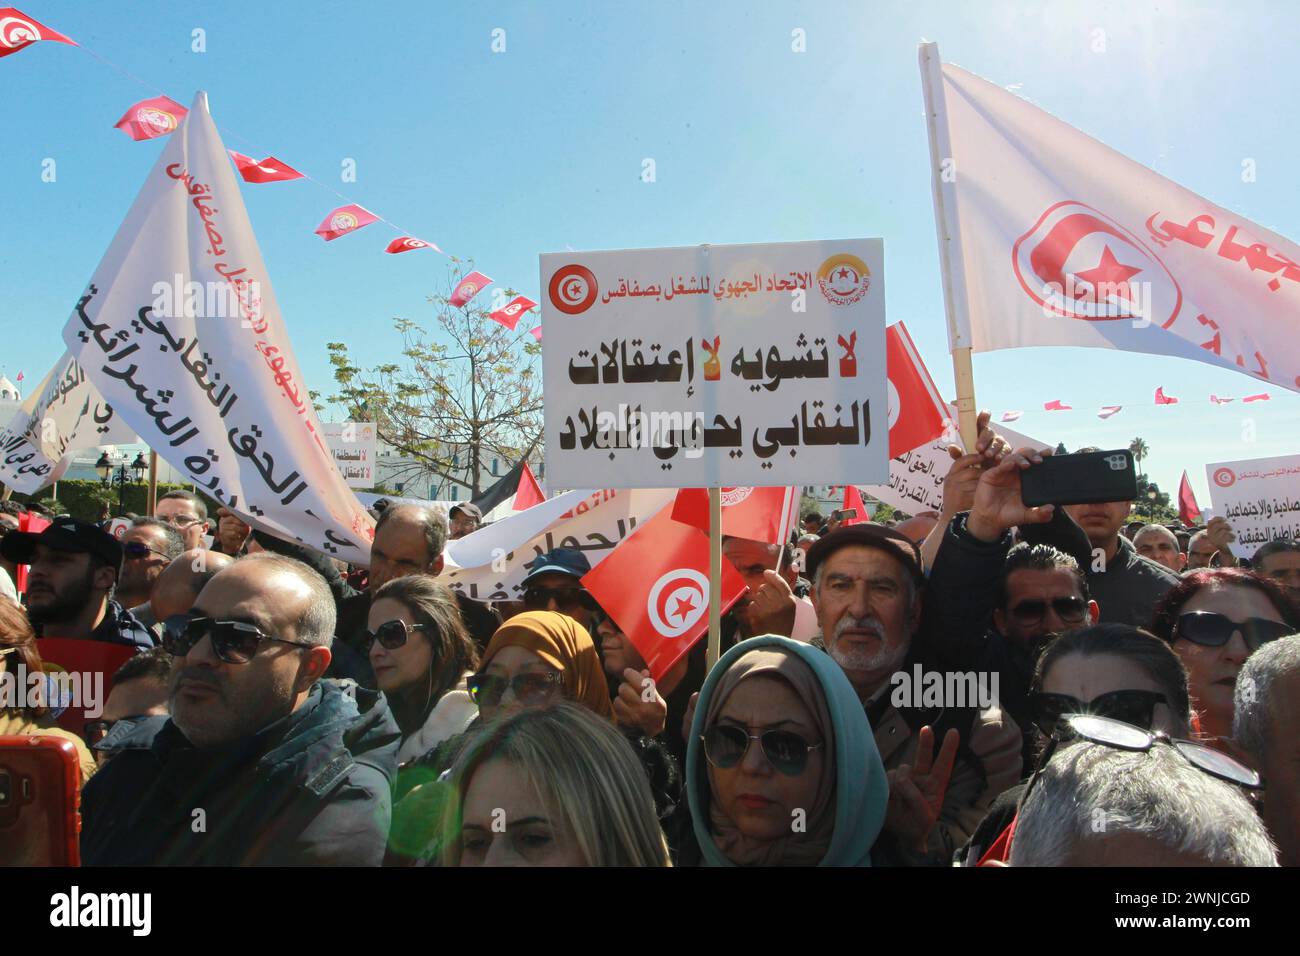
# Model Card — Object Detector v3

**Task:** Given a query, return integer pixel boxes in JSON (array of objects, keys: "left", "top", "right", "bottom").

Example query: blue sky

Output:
[{"left": 2, "top": 0, "right": 1297, "bottom": 508}]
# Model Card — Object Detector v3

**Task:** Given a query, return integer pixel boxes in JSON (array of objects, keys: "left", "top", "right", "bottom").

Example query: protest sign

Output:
[
  {"left": 0, "top": 352, "right": 136, "bottom": 494},
  {"left": 1205, "top": 454, "right": 1300, "bottom": 558},
  {"left": 541, "top": 239, "right": 888, "bottom": 489},
  {"left": 322, "top": 422, "right": 377, "bottom": 488},
  {"left": 61, "top": 92, "right": 373, "bottom": 560},
  {"left": 442, "top": 486, "right": 674, "bottom": 602}
]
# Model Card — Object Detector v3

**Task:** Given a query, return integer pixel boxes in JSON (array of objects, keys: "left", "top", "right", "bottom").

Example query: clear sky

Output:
[{"left": 3, "top": 0, "right": 1297, "bottom": 507}]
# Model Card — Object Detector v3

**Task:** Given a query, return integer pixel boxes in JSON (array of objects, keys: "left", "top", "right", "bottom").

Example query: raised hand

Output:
[
  {"left": 967, "top": 446, "right": 1057, "bottom": 542},
  {"left": 884, "top": 725, "right": 960, "bottom": 854}
]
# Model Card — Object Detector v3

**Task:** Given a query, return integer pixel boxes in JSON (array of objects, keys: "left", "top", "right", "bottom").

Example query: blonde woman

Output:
[{"left": 442, "top": 701, "right": 671, "bottom": 867}]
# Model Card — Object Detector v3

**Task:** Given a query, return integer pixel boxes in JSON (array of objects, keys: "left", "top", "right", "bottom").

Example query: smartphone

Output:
[
  {"left": 1019, "top": 450, "right": 1137, "bottom": 507},
  {"left": 831, "top": 508, "right": 858, "bottom": 521},
  {"left": 0, "top": 735, "right": 82, "bottom": 866}
]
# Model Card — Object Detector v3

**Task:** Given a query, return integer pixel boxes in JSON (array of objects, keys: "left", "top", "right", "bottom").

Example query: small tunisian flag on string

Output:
[
  {"left": 841, "top": 485, "right": 870, "bottom": 526},
  {"left": 1000, "top": 411, "right": 1023, "bottom": 422},
  {"left": 582, "top": 508, "right": 746, "bottom": 682},
  {"left": 1044, "top": 399, "right": 1072, "bottom": 411},
  {"left": 885, "top": 321, "right": 949, "bottom": 457},
  {"left": 488, "top": 295, "right": 538, "bottom": 331},
  {"left": 1155, "top": 387, "right": 1179, "bottom": 405},
  {"left": 450, "top": 271, "right": 492, "bottom": 307},
  {"left": 1178, "top": 471, "right": 1202, "bottom": 526},
  {"left": 315, "top": 203, "right": 378, "bottom": 241},
  {"left": 529, "top": 326, "right": 542, "bottom": 342},
  {"left": 1097, "top": 405, "right": 1122, "bottom": 419},
  {"left": 1210, "top": 395, "right": 1234, "bottom": 405},
  {"left": 385, "top": 236, "right": 439, "bottom": 254},
  {"left": 228, "top": 151, "right": 303, "bottom": 183},
  {"left": 114, "top": 96, "right": 188, "bottom": 141},
  {"left": 513, "top": 461, "right": 545, "bottom": 511},
  {"left": 1243, "top": 393, "right": 1271, "bottom": 403},
  {"left": 0, "top": 8, "right": 77, "bottom": 58},
  {"left": 671, "top": 487, "right": 798, "bottom": 545}
]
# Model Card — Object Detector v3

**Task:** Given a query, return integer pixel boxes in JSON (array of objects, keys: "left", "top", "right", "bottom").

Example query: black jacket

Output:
[
  {"left": 81, "top": 680, "right": 400, "bottom": 866},
  {"left": 1087, "top": 535, "right": 1182, "bottom": 628}
]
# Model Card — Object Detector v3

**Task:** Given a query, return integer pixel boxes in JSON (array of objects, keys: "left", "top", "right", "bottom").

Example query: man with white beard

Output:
[{"left": 805, "top": 525, "right": 1023, "bottom": 865}]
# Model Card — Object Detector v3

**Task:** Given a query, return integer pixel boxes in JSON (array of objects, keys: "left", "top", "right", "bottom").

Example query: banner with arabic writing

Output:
[
  {"left": 442, "top": 486, "right": 674, "bottom": 602},
  {"left": 541, "top": 239, "right": 888, "bottom": 489},
  {"left": 322, "top": 422, "right": 378, "bottom": 488},
  {"left": 61, "top": 91, "right": 374, "bottom": 560},
  {"left": 0, "top": 352, "right": 137, "bottom": 494},
  {"left": 1205, "top": 454, "right": 1300, "bottom": 559}
]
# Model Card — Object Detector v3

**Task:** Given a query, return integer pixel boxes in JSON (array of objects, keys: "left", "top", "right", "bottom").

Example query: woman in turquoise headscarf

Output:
[{"left": 686, "top": 635, "right": 888, "bottom": 866}]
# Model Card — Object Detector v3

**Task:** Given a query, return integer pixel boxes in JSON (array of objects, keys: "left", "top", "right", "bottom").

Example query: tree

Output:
[
  {"left": 327, "top": 266, "right": 544, "bottom": 499},
  {"left": 1129, "top": 437, "right": 1150, "bottom": 477},
  {"left": 1134, "top": 474, "right": 1177, "bottom": 524}
]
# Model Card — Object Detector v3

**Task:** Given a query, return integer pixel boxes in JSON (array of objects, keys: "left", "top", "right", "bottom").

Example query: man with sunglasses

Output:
[
  {"left": 116, "top": 518, "right": 184, "bottom": 623},
  {"left": 154, "top": 490, "right": 211, "bottom": 551},
  {"left": 519, "top": 547, "right": 598, "bottom": 630},
  {"left": 0, "top": 517, "right": 154, "bottom": 648},
  {"left": 80, "top": 553, "right": 400, "bottom": 866}
]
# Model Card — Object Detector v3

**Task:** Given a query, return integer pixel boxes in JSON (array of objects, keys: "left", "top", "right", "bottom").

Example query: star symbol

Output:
[
  {"left": 837, "top": 267, "right": 852, "bottom": 281},
  {"left": 672, "top": 594, "right": 696, "bottom": 621},
  {"left": 1072, "top": 245, "right": 1142, "bottom": 305}
]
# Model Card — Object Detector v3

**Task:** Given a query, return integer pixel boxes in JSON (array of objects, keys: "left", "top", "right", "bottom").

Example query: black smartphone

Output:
[
  {"left": 831, "top": 508, "right": 858, "bottom": 521},
  {"left": 1019, "top": 450, "right": 1137, "bottom": 507}
]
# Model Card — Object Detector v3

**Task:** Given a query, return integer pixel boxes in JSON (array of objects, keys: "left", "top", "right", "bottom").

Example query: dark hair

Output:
[
  {"left": 802, "top": 511, "right": 823, "bottom": 523},
  {"left": 158, "top": 490, "right": 207, "bottom": 522},
  {"left": 0, "top": 501, "right": 26, "bottom": 517},
  {"left": 1254, "top": 539, "right": 1300, "bottom": 565},
  {"left": 375, "top": 504, "right": 448, "bottom": 565},
  {"left": 998, "top": 542, "right": 1090, "bottom": 609},
  {"left": 1032, "top": 624, "right": 1192, "bottom": 736},
  {"left": 111, "top": 646, "right": 174, "bottom": 685},
  {"left": 0, "top": 600, "right": 46, "bottom": 717},
  {"left": 130, "top": 516, "right": 185, "bottom": 560},
  {"left": 374, "top": 574, "right": 479, "bottom": 706},
  {"left": 1150, "top": 568, "right": 1300, "bottom": 643}
]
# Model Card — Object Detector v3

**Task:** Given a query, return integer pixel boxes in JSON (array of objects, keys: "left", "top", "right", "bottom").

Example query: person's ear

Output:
[
  {"left": 1087, "top": 600, "right": 1100, "bottom": 624},
  {"left": 295, "top": 645, "right": 332, "bottom": 690},
  {"left": 432, "top": 554, "right": 445, "bottom": 577},
  {"left": 94, "top": 563, "right": 118, "bottom": 592}
]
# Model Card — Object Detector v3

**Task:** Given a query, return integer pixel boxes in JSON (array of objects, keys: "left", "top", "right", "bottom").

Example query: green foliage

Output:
[{"left": 13, "top": 480, "right": 217, "bottom": 521}]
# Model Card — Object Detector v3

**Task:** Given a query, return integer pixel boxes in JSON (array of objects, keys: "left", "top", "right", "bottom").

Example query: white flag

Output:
[
  {"left": 0, "top": 352, "right": 137, "bottom": 494},
  {"left": 921, "top": 44, "right": 1300, "bottom": 393},
  {"left": 62, "top": 91, "right": 373, "bottom": 559}
]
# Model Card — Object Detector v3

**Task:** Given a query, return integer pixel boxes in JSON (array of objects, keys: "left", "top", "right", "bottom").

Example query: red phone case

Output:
[{"left": 0, "top": 735, "right": 82, "bottom": 866}]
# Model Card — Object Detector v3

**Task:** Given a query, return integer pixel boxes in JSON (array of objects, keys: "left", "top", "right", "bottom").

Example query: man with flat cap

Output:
[
  {"left": 1, "top": 517, "right": 154, "bottom": 648},
  {"left": 447, "top": 502, "right": 482, "bottom": 540}
]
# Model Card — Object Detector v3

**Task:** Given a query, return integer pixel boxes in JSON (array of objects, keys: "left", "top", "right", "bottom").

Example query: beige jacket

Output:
[{"left": 0, "top": 711, "right": 98, "bottom": 785}]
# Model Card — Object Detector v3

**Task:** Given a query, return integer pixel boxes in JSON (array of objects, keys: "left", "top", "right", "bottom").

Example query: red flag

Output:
[
  {"left": 582, "top": 508, "right": 746, "bottom": 682},
  {"left": 1000, "top": 411, "right": 1023, "bottom": 422},
  {"left": 0, "top": 8, "right": 76, "bottom": 58},
  {"left": 385, "top": 235, "right": 440, "bottom": 254},
  {"left": 512, "top": 461, "right": 545, "bottom": 510},
  {"left": 1210, "top": 394, "right": 1234, "bottom": 405},
  {"left": 114, "top": 95, "right": 188, "bottom": 141},
  {"left": 885, "top": 322, "right": 949, "bottom": 457},
  {"left": 1243, "top": 393, "right": 1271, "bottom": 403},
  {"left": 1178, "top": 471, "right": 1202, "bottom": 526},
  {"left": 13, "top": 510, "right": 49, "bottom": 594},
  {"left": 1097, "top": 405, "right": 1122, "bottom": 419},
  {"left": 671, "top": 487, "right": 798, "bottom": 545},
  {"left": 841, "top": 485, "right": 870, "bottom": 526},
  {"left": 1044, "top": 399, "right": 1072, "bottom": 411},
  {"left": 1155, "top": 387, "right": 1179, "bottom": 405},
  {"left": 529, "top": 325, "right": 542, "bottom": 342},
  {"left": 228, "top": 150, "right": 303, "bottom": 183},
  {"left": 450, "top": 271, "right": 492, "bottom": 307},
  {"left": 488, "top": 295, "right": 538, "bottom": 331},
  {"left": 315, "top": 203, "right": 378, "bottom": 241},
  {"left": 14, "top": 370, "right": 22, "bottom": 382}
]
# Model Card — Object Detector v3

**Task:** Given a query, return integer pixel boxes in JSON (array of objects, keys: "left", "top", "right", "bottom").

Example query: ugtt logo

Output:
[{"left": 1012, "top": 201, "right": 1182, "bottom": 328}]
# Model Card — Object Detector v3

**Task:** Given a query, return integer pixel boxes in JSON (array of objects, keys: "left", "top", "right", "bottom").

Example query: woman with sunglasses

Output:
[
  {"left": 367, "top": 575, "right": 480, "bottom": 765},
  {"left": 685, "top": 635, "right": 888, "bottom": 866},
  {"left": 1150, "top": 568, "right": 1300, "bottom": 744}
]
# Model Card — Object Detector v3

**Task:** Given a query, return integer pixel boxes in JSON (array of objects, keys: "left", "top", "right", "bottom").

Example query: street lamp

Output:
[
  {"left": 1147, "top": 488, "right": 1158, "bottom": 522},
  {"left": 96, "top": 451, "right": 148, "bottom": 517}
]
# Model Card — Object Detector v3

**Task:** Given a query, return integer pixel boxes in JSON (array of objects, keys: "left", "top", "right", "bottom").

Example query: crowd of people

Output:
[{"left": 1, "top": 417, "right": 1297, "bottom": 867}]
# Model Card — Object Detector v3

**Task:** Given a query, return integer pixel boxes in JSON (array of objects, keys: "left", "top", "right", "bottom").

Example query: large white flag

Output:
[
  {"left": 0, "top": 353, "right": 137, "bottom": 494},
  {"left": 62, "top": 91, "right": 374, "bottom": 559},
  {"left": 921, "top": 44, "right": 1300, "bottom": 393}
]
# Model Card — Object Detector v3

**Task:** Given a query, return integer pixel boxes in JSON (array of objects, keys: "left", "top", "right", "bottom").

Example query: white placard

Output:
[
  {"left": 541, "top": 239, "right": 888, "bottom": 489},
  {"left": 322, "top": 422, "right": 378, "bottom": 488},
  {"left": 1205, "top": 454, "right": 1300, "bottom": 558}
]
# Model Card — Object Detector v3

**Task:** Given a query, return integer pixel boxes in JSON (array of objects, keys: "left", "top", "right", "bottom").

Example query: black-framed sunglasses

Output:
[
  {"left": 1022, "top": 713, "right": 1261, "bottom": 809},
  {"left": 162, "top": 614, "right": 315, "bottom": 665},
  {"left": 701, "top": 724, "right": 824, "bottom": 777},
  {"left": 1029, "top": 689, "right": 1167, "bottom": 738},
  {"left": 123, "top": 541, "right": 171, "bottom": 561},
  {"left": 522, "top": 586, "right": 598, "bottom": 612},
  {"left": 466, "top": 671, "right": 564, "bottom": 708},
  {"left": 363, "top": 619, "right": 430, "bottom": 651},
  {"left": 1009, "top": 596, "right": 1089, "bottom": 627},
  {"left": 1174, "top": 611, "right": 1291, "bottom": 652}
]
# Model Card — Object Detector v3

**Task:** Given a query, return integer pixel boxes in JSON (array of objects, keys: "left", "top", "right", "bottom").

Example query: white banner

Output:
[
  {"left": 860, "top": 407, "right": 1046, "bottom": 515},
  {"left": 61, "top": 92, "right": 373, "bottom": 560},
  {"left": 0, "top": 352, "right": 137, "bottom": 494},
  {"left": 541, "top": 239, "right": 888, "bottom": 489},
  {"left": 1205, "top": 454, "right": 1300, "bottom": 558},
  {"left": 322, "top": 421, "right": 378, "bottom": 488},
  {"left": 923, "top": 45, "right": 1299, "bottom": 393},
  {"left": 443, "top": 487, "right": 674, "bottom": 602}
]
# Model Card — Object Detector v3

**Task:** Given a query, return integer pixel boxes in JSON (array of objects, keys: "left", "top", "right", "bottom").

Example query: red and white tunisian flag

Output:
[
  {"left": 670, "top": 486, "right": 798, "bottom": 545},
  {"left": 315, "top": 203, "right": 378, "bottom": 241},
  {"left": 488, "top": 295, "right": 537, "bottom": 331},
  {"left": 841, "top": 484, "right": 870, "bottom": 526},
  {"left": 61, "top": 92, "right": 374, "bottom": 561},
  {"left": 449, "top": 271, "right": 492, "bottom": 307},
  {"left": 0, "top": 8, "right": 77, "bottom": 58},
  {"left": 885, "top": 321, "right": 949, "bottom": 457},
  {"left": 385, "top": 236, "right": 439, "bottom": 254},
  {"left": 228, "top": 151, "right": 303, "bottom": 184},
  {"left": 921, "top": 44, "right": 1300, "bottom": 394},
  {"left": 114, "top": 96, "right": 189, "bottom": 141},
  {"left": 583, "top": 507, "right": 746, "bottom": 682},
  {"left": 1178, "top": 471, "right": 1202, "bottom": 526}
]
